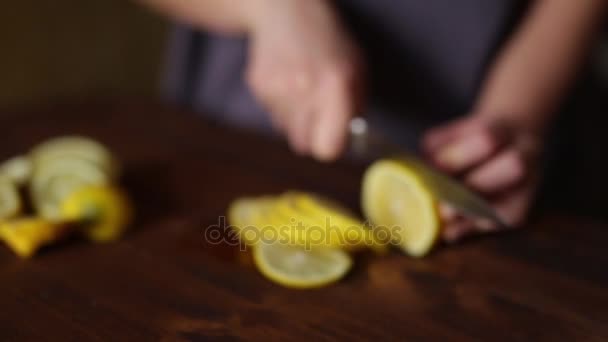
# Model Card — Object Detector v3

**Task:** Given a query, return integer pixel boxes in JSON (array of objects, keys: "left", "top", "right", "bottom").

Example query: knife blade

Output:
[{"left": 349, "top": 117, "right": 508, "bottom": 229}]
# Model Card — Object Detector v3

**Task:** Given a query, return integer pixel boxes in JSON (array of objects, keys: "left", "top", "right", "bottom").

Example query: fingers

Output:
[
  {"left": 425, "top": 117, "right": 540, "bottom": 243},
  {"left": 493, "top": 179, "right": 536, "bottom": 227},
  {"left": 439, "top": 178, "right": 535, "bottom": 243},
  {"left": 311, "top": 71, "right": 355, "bottom": 161},
  {"left": 442, "top": 218, "right": 476, "bottom": 243},
  {"left": 423, "top": 119, "right": 474, "bottom": 152},
  {"left": 466, "top": 148, "right": 526, "bottom": 194},
  {"left": 435, "top": 128, "right": 503, "bottom": 173},
  {"left": 424, "top": 118, "right": 508, "bottom": 173},
  {"left": 440, "top": 204, "right": 498, "bottom": 243},
  {"left": 248, "top": 61, "right": 359, "bottom": 161},
  {"left": 287, "top": 108, "right": 315, "bottom": 155}
]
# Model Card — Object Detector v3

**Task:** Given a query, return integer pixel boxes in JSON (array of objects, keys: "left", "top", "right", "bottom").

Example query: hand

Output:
[
  {"left": 245, "top": 0, "right": 364, "bottom": 161},
  {"left": 423, "top": 115, "right": 543, "bottom": 242}
]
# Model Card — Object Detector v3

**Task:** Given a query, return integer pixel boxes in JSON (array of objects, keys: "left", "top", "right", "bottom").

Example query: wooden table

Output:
[{"left": 1, "top": 102, "right": 607, "bottom": 341}]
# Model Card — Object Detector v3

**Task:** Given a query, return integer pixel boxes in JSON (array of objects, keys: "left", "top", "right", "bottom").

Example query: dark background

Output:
[{"left": 0, "top": 0, "right": 166, "bottom": 108}]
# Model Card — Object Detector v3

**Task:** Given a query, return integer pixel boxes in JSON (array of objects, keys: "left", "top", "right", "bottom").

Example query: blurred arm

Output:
[
  {"left": 135, "top": 0, "right": 257, "bottom": 34},
  {"left": 475, "top": 0, "right": 607, "bottom": 132}
]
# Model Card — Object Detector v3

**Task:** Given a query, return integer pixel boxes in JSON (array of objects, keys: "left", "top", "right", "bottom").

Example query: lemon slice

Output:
[
  {"left": 31, "top": 157, "right": 111, "bottom": 219},
  {"left": 270, "top": 193, "right": 386, "bottom": 252},
  {"left": 228, "top": 196, "right": 278, "bottom": 245},
  {"left": 0, "top": 218, "right": 68, "bottom": 258},
  {"left": 229, "top": 196, "right": 313, "bottom": 246},
  {"left": 253, "top": 242, "right": 352, "bottom": 289},
  {"left": 293, "top": 193, "right": 387, "bottom": 253},
  {"left": 0, "top": 176, "right": 20, "bottom": 220},
  {"left": 362, "top": 159, "right": 440, "bottom": 257},
  {"left": 0, "top": 156, "right": 32, "bottom": 186},
  {"left": 60, "top": 185, "right": 132, "bottom": 243},
  {"left": 30, "top": 136, "right": 118, "bottom": 177}
]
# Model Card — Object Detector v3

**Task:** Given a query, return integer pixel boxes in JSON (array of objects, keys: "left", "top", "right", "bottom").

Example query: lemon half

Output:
[{"left": 362, "top": 159, "right": 439, "bottom": 257}]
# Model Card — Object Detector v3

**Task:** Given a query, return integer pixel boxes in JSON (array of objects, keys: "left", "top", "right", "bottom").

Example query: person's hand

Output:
[
  {"left": 423, "top": 115, "right": 543, "bottom": 242},
  {"left": 245, "top": 0, "right": 364, "bottom": 161}
]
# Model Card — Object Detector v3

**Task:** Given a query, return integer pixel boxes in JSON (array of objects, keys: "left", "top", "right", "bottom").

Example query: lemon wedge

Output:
[
  {"left": 0, "top": 176, "right": 20, "bottom": 220},
  {"left": 60, "top": 185, "right": 131, "bottom": 243},
  {"left": 362, "top": 159, "right": 440, "bottom": 257},
  {"left": 0, "top": 218, "right": 68, "bottom": 258},
  {"left": 253, "top": 242, "right": 352, "bottom": 289}
]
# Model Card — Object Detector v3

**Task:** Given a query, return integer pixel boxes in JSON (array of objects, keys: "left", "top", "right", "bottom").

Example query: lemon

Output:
[
  {"left": 0, "top": 176, "right": 20, "bottom": 220},
  {"left": 31, "top": 157, "right": 111, "bottom": 219},
  {"left": 228, "top": 193, "right": 387, "bottom": 252},
  {"left": 0, "top": 155, "right": 32, "bottom": 186},
  {"left": 272, "top": 192, "right": 386, "bottom": 252},
  {"left": 60, "top": 185, "right": 132, "bottom": 243},
  {"left": 0, "top": 218, "right": 67, "bottom": 258},
  {"left": 362, "top": 159, "right": 440, "bottom": 257},
  {"left": 30, "top": 136, "right": 118, "bottom": 177},
  {"left": 253, "top": 242, "right": 352, "bottom": 289},
  {"left": 228, "top": 196, "right": 278, "bottom": 245}
]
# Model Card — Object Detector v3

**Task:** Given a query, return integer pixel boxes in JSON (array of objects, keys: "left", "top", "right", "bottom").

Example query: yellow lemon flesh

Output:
[
  {"left": 228, "top": 196, "right": 277, "bottom": 245},
  {"left": 0, "top": 176, "right": 20, "bottom": 220},
  {"left": 362, "top": 159, "right": 440, "bottom": 257},
  {"left": 29, "top": 136, "right": 118, "bottom": 220},
  {"left": 31, "top": 157, "right": 112, "bottom": 220},
  {"left": 60, "top": 185, "right": 131, "bottom": 243},
  {"left": 228, "top": 192, "right": 384, "bottom": 252},
  {"left": 253, "top": 242, "right": 352, "bottom": 289},
  {"left": 0, "top": 218, "right": 67, "bottom": 258},
  {"left": 228, "top": 193, "right": 355, "bottom": 289},
  {"left": 272, "top": 192, "right": 387, "bottom": 252}
]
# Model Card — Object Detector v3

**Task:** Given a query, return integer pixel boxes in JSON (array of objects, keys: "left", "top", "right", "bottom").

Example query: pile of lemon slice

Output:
[
  {"left": 0, "top": 136, "right": 131, "bottom": 258},
  {"left": 228, "top": 159, "right": 440, "bottom": 289},
  {"left": 229, "top": 192, "right": 382, "bottom": 289}
]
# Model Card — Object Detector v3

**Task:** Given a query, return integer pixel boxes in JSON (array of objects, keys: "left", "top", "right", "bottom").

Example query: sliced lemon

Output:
[
  {"left": 229, "top": 196, "right": 311, "bottom": 246},
  {"left": 253, "top": 242, "right": 352, "bottom": 289},
  {"left": 362, "top": 159, "right": 440, "bottom": 257},
  {"left": 228, "top": 196, "right": 278, "bottom": 245},
  {"left": 0, "top": 218, "right": 68, "bottom": 258},
  {"left": 0, "top": 176, "right": 20, "bottom": 220},
  {"left": 270, "top": 193, "right": 385, "bottom": 252},
  {"left": 0, "top": 155, "right": 32, "bottom": 186},
  {"left": 31, "top": 157, "right": 111, "bottom": 219},
  {"left": 284, "top": 192, "right": 387, "bottom": 253},
  {"left": 228, "top": 194, "right": 386, "bottom": 252},
  {"left": 30, "top": 136, "right": 118, "bottom": 177},
  {"left": 60, "top": 185, "right": 132, "bottom": 243}
]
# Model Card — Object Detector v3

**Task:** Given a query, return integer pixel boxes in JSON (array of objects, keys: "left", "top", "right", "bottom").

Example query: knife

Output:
[{"left": 349, "top": 117, "right": 508, "bottom": 229}]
